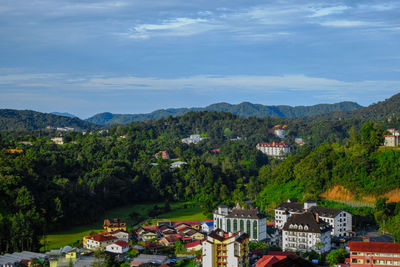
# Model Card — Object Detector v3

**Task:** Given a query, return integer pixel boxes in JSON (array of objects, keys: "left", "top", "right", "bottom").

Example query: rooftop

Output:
[{"left": 348, "top": 241, "right": 400, "bottom": 253}]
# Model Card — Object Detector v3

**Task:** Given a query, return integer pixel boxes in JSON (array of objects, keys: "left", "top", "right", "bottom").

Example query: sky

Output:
[{"left": 0, "top": 0, "right": 399, "bottom": 119}]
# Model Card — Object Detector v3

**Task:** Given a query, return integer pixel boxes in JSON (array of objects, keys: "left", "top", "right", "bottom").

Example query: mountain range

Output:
[
  {"left": 0, "top": 93, "right": 399, "bottom": 131},
  {"left": 85, "top": 101, "right": 362, "bottom": 125}
]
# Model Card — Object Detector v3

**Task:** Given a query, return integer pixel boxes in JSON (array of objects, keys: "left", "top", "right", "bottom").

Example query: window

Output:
[
  {"left": 233, "top": 219, "right": 238, "bottom": 232},
  {"left": 247, "top": 220, "right": 250, "bottom": 234},
  {"left": 240, "top": 220, "right": 244, "bottom": 231},
  {"left": 253, "top": 221, "right": 257, "bottom": 240},
  {"left": 227, "top": 219, "right": 231, "bottom": 232}
]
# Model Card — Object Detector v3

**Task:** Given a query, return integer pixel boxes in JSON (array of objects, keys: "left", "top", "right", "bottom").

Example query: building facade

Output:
[
  {"left": 202, "top": 229, "right": 249, "bottom": 267},
  {"left": 275, "top": 200, "right": 352, "bottom": 237},
  {"left": 214, "top": 204, "right": 267, "bottom": 241},
  {"left": 282, "top": 212, "right": 331, "bottom": 253},
  {"left": 256, "top": 142, "right": 290, "bottom": 158},
  {"left": 384, "top": 129, "right": 399, "bottom": 147},
  {"left": 348, "top": 241, "right": 400, "bottom": 266}
]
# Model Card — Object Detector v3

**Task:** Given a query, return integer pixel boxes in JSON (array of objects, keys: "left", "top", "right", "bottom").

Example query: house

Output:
[
  {"left": 348, "top": 241, "right": 400, "bottom": 266},
  {"left": 140, "top": 231, "right": 158, "bottom": 241},
  {"left": 103, "top": 218, "right": 127, "bottom": 232},
  {"left": 282, "top": 212, "right": 331, "bottom": 253},
  {"left": 202, "top": 229, "right": 249, "bottom": 267},
  {"left": 274, "top": 127, "right": 286, "bottom": 139},
  {"left": 154, "top": 151, "right": 170, "bottom": 159},
  {"left": 384, "top": 129, "right": 399, "bottom": 147},
  {"left": 179, "top": 228, "right": 204, "bottom": 240},
  {"left": 201, "top": 220, "right": 214, "bottom": 234},
  {"left": 159, "top": 235, "right": 180, "bottom": 247},
  {"left": 51, "top": 137, "right": 64, "bottom": 145},
  {"left": 84, "top": 234, "right": 117, "bottom": 251},
  {"left": 295, "top": 137, "right": 305, "bottom": 146},
  {"left": 110, "top": 230, "right": 129, "bottom": 242},
  {"left": 0, "top": 251, "right": 47, "bottom": 267},
  {"left": 186, "top": 240, "right": 202, "bottom": 252},
  {"left": 256, "top": 142, "right": 290, "bottom": 158},
  {"left": 182, "top": 134, "right": 207, "bottom": 144},
  {"left": 255, "top": 251, "right": 296, "bottom": 267},
  {"left": 170, "top": 161, "right": 187, "bottom": 169},
  {"left": 105, "top": 241, "right": 129, "bottom": 254},
  {"left": 275, "top": 200, "right": 352, "bottom": 237},
  {"left": 173, "top": 221, "right": 201, "bottom": 231},
  {"left": 213, "top": 204, "right": 267, "bottom": 241}
]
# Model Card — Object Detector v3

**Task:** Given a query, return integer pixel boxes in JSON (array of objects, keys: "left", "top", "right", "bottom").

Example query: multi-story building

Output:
[
  {"left": 348, "top": 241, "right": 400, "bottom": 266},
  {"left": 84, "top": 234, "right": 117, "bottom": 251},
  {"left": 103, "top": 218, "right": 127, "bottom": 232},
  {"left": 282, "top": 212, "right": 331, "bottom": 253},
  {"left": 384, "top": 129, "right": 399, "bottom": 147},
  {"left": 202, "top": 229, "right": 249, "bottom": 267},
  {"left": 214, "top": 204, "right": 267, "bottom": 241},
  {"left": 182, "top": 134, "right": 207, "bottom": 144},
  {"left": 256, "top": 142, "right": 290, "bottom": 158},
  {"left": 275, "top": 200, "right": 352, "bottom": 237}
]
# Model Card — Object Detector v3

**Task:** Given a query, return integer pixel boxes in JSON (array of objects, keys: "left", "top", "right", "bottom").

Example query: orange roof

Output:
[
  {"left": 5, "top": 149, "right": 23, "bottom": 153},
  {"left": 255, "top": 255, "right": 287, "bottom": 267},
  {"left": 348, "top": 241, "right": 400, "bottom": 253}
]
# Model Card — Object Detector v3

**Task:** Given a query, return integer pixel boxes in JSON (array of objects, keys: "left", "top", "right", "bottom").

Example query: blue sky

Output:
[{"left": 0, "top": 0, "right": 399, "bottom": 118}]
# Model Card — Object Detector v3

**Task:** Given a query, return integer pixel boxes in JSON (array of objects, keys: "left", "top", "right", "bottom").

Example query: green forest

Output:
[{"left": 0, "top": 111, "right": 400, "bottom": 253}]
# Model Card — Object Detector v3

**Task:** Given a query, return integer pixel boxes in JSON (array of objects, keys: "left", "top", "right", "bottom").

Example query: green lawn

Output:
[{"left": 42, "top": 202, "right": 207, "bottom": 251}]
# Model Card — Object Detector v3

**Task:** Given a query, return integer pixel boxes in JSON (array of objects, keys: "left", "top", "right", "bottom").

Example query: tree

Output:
[
  {"left": 326, "top": 248, "right": 348, "bottom": 266},
  {"left": 174, "top": 241, "right": 186, "bottom": 255}
]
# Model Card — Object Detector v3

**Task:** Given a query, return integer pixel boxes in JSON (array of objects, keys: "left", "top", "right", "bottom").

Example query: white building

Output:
[
  {"left": 202, "top": 229, "right": 249, "bottom": 267},
  {"left": 110, "top": 230, "right": 129, "bottom": 242},
  {"left": 105, "top": 241, "right": 129, "bottom": 254},
  {"left": 170, "top": 161, "right": 187, "bottom": 169},
  {"left": 275, "top": 200, "right": 352, "bottom": 237},
  {"left": 282, "top": 212, "right": 331, "bottom": 253},
  {"left": 85, "top": 234, "right": 117, "bottom": 251},
  {"left": 213, "top": 204, "right": 267, "bottom": 241},
  {"left": 182, "top": 134, "right": 207, "bottom": 144},
  {"left": 51, "top": 137, "right": 64, "bottom": 145},
  {"left": 274, "top": 128, "right": 286, "bottom": 139},
  {"left": 201, "top": 221, "right": 214, "bottom": 234},
  {"left": 256, "top": 142, "right": 290, "bottom": 158}
]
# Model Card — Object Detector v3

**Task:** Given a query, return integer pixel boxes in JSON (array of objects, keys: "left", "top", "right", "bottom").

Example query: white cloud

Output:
[
  {"left": 319, "top": 20, "right": 377, "bottom": 27},
  {"left": 308, "top": 5, "right": 348, "bottom": 17}
]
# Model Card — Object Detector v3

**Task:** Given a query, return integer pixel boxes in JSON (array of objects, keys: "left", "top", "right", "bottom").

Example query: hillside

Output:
[
  {"left": 307, "top": 92, "right": 400, "bottom": 121},
  {"left": 50, "top": 112, "right": 78, "bottom": 118},
  {"left": 86, "top": 101, "right": 362, "bottom": 125},
  {"left": 0, "top": 109, "right": 97, "bottom": 131}
]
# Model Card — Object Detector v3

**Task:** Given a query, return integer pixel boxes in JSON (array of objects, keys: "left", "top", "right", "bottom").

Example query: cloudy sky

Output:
[{"left": 0, "top": 0, "right": 399, "bottom": 118}]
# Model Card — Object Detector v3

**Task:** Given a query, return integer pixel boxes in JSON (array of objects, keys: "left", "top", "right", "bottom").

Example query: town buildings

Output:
[
  {"left": 51, "top": 137, "right": 64, "bottom": 145},
  {"left": 202, "top": 229, "right": 249, "bottom": 267},
  {"left": 348, "top": 241, "right": 400, "bottom": 266},
  {"left": 256, "top": 142, "right": 290, "bottom": 158},
  {"left": 384, "top": 128, "right": 399, "bottom": 147},
  {"left": 213, "top": 204, "right": 267, "bottom": 241},
  {"left": 275, "top": 200, "right": 352, "bottom": 237},
  {"left": 282, "top": 212, "right": 331, "bottom": 253}
]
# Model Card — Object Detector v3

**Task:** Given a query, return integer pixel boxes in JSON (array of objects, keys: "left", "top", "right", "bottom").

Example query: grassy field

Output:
[{"left": 42, "top": 202, "right": 208, "bottom": 251}]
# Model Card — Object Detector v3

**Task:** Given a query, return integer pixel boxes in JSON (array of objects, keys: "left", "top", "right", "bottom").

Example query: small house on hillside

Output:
[{"left": 103, "top": 218, "right": 127, "bottom": 232}]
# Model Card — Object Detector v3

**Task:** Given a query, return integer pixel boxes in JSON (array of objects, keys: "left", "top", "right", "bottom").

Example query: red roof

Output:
[
  {"left": 268, "top": 251, "right": 296, "bottom": 256},
  {"left": 348, "top": 241, "right": 400, "bottom": 253},
  {"left": 112, "top": 240, "right": 129, "bottom": 247},
  {"left": 203, "top": 219, "right": 214, "bottom": 222},
  {"left": 186, "top": 240, "right": 201, "bottom": 248},
  {"left": 257, "top": 141, "right": 289, "bottom": 148},
  {"left": 255, "top": 255, "right": 287, "bottom": 267},
  {"left": 88, "top": 234, "right": 117, "bottom": 242},
  {"left": 267, "top": 222, "right": 275, "bottom": 227}
]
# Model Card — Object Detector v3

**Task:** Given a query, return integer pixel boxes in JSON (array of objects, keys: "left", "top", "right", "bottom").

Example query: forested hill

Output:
[
  {"left": 0, "top": 109, "right": 97, "bottom": 131},
  {"left": 85, "top": 101, "right": 362, "bottom": 125},
  {"left": 306, "top": 93, "right": 400, "bottom": 121}
]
